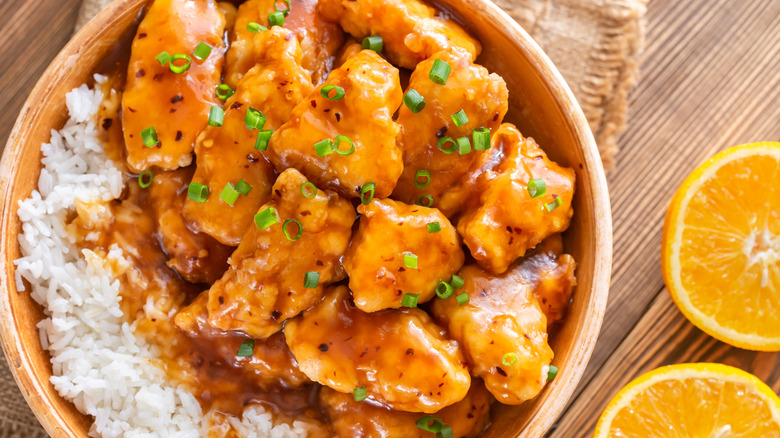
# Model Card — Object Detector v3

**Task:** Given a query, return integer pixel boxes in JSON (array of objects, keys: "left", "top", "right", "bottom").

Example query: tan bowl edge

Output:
[{"left": 0, "top": 0, "right": 612, "bottom": 437}]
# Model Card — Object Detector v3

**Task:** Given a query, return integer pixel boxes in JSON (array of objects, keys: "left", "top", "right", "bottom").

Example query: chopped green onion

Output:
[
  {"left": 360, "top": 182, "right": 375, "bottom": 205},
  {"left": 321, "top": 85, "right": 345, "bottom": 101},
  {"left": 255, "top": 129, "right": 273, "bottom": 151},
  {"left": 435, "top": 281, "right": 453, "bottom": 299},
  {"left": 236, "top": 339, "right": 255, "bottom": 357},
  {"left": 401, "top": 293, "right": 420, "bottom": 308},
  {"left": 141, "top": 126, "right": 159, "bottom": 147},
  {"left": 169, "top": 53, "right": 192, "bottom": 74},
  {"left": 247, "top": 22, "right": 267, "bottom": 33},
  {"left": 216, "top": 84, "right": 234, "bottom": 101},
  {"left": 353, "top": 386, "right": 367, "bottom": 402},
  {"left": 334, "top": 135, "right": 355, "bottom": 156},
  {"left": 502, "top": 352, "right": 518, "bottom": 366},
  {"left": 208, "top": 106, "right": 224, "bottom": 127},
  {"left": 403, "top": 253, "right": 418, "bottom": 269},
  {"left": 427, "top": 222, "right": 441, "bottom": 233},
  {"left": 545, "top": 196, "right": 562, "bottom": 212},
  {"left": 416, "top": 416, "right": 443, "bottom": 433},
  {"left": 188, "top": 182, "right": 209, "bottom": 203},
  {"left": 414, "top": 170, "right": 431, "bottom": 188},
  {"left": 301, "top": 182, "right": 317, "bottom": 199},
  {"left": 417, "top": 195, "right": 434, "bottom": 207},
  {"left": 283, "top": 219, "right": 303, "bottom": 241},
  {"left": 193, "top": 42, "right": 212, "bottom": 60},
  {"left": 220, "top": 183, "right": 240, "bottom": 205},
  {"left": 450, "top": 274, "right": 464, "bottom": 289},
  {"left": 436, "top": 136, "right": 456, "bottom": 154},
  {"left": 527, "top": 179, "right": 547, "bottom": 198},
  {"left": 235, "top": 179, "right": 252, "bottom": 196},
  {"left": 473, "top": 127, "right": 491, "bottom": 150},
  {"left": 275, "top": 0, "right": 291, "bottom": 15},
  {"left": 403, "top": 89, "right": 425, "bottom": 113},
  {"left": 254, "top": 206, "right": 279, "bottom": 230},
  {"left": 456, "top": 136, "right": 471, "bottom": 155},
  {"left": 268, "top": 11, "right": 285, "bottom": 26},
  {"left": 361, "top": 35, "right": 383, "bottom": 52},
  {"left": 314, "top": 138, "right": 334, "bottom": 157},
  {"left": 303, "top": 271, "right": 319, "bottom": 288},
  {"left": 547, "top": 365, "right": 559, "bottom": 381},
  {"left": 437, "top": 425, "right": 454, "bottom": 438},
  {"left": 155, "top": 51, "right": 171, "bottom": 66},
  {"left": 456, "top": 292, "right": 469, "bottom": 306},
  {"left": 138, "top": 170, "right": 153, "bottom": 188},
  {"left": 245, "top": 107, "right": 266, "bottom": 130},
  {"left": 429, "top": 59, "right": 451, "bottom": 85},
  {"left": 451, "top": 110, "right": 469, "bottom": 127}
]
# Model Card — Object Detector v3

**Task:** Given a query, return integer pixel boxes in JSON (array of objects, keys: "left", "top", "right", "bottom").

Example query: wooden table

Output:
[{"left": 0, "top": 0, "right": 778, "bottom": 436}]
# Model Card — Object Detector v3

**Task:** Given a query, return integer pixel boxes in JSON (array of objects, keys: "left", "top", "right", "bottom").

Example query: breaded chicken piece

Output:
[
  {"left": 267, "top": 50, "right": 403, "bottom": 199},
  {"left": 319, "top": 382, "right": 491, "bottom": 438},
  {"left": 285, "top": 286, "right": 471, "bottom": 413},
  {"left": 334, "top": 37, "right": 362, "bottom": 67},
  {"left": 203, "top": 169, "right": 355, "bottom": 339},
  {"left": 183, "top": 27, "right": 311, "bottom": 246},
  {"left": 148, "top": 167, "right": 233, "bottom": 284},
  {"left": 343, "top": 199, "right": 464, "bottom": 312},
  {"left": 317, "top": 0, "right": 480, "bottom": 69},
  {"left": 439, "top": 124, "right": 575, "bottom": 274},
  {"left": 225, "top": 0, "right": 344, "bottom": 87},
  {"left": 392, "top": 48, "right": 508, "bottom": 206},
  {"left": 430, "top": 256, "right": 570, "bottom": 405},
  {"left": 523, "top": 234, "right": 577, "bottom": 326},
  {"left": 175, "top": 293, "right": 309, "bottom": 389},
  {"left": 122, "top": 0, "right": 226, "bottom": 172}
]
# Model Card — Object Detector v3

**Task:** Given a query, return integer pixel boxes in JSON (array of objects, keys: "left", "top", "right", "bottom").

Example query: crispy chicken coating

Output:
[
  {"left": 392, "top": 48, "right": 508, "bottom": 206},
  {"left": 439, "top": 124, "right": 575, "bottom": 274},
  {"left": 122, "top": 0, "right": 226, "bottom": 172},
  {"left": 430, "top": 260, "right": 556, "bottom": 405},
  {"left": 148, "top": 167, "right": 233, "bottom": 284},
  {"left": 334, "top": 37, "right": 362, "bottom": 67},
  {"left": 225, "top": 0, "right": 344, "bottom": 87},
  {"left": 343, "top": 199, "right": 464, "bottom": 312},
  {"left": 267, "top": 50, "right": 403, "bottom": 199},
  {"left": 183, "top": 27, "right": 312, "bottom": 246},
  {"left": 319, "top": 382, "right": 491, "bottom": 438},
  {"left": 175, "top": 293, "right": 309, "bottom": 389},
  {"left": 204, "top": 169, "right": 355, "bottom": 339},
  {"left": 285, "top": 286, "right": 471, "bottom": 414},
  {"left": 317, "top": 0, "right": 481, "bottom": 69},
  {"left": 524, "top": 235, "right": 577, "bottom": 326}
]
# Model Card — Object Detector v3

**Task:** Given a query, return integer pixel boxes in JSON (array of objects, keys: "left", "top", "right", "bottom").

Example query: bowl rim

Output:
[{"left": 0, "top": 0, "right": 612, "bottom": 436}]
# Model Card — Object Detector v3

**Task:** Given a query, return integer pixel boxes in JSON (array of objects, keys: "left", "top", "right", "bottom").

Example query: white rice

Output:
[{"left": 14, "top": 75, "right": 312, "bottom": 437}]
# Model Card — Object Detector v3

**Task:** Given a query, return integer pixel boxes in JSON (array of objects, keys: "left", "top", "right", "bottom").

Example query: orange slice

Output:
[
  {"left": 594, "top": 363, "right": 780, "bottom": 437},
  {"left": 662, "top": 142, "right": 780, "bottom": 351}
]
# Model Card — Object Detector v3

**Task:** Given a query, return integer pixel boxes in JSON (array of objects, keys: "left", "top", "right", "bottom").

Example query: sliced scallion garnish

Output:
[
  {"left": 416, "top": 416, "right": 443, "bottom": 433},
  {"left": 237, "top": 339, "right": 255, "bottom": 357},
  {"left": 403, "top": 88, "right": 425, "bottom": 113},
  {"left": 220, "top": 182, "right": 240, "bottom": 205},
  {"left": 155, "top": 51, "right": 171, "bottom": 66},
  {"left": 188, "top": 182, "right": 209, "bottom": 203},
  {"left": 254, "top": 206, "right": 279, "bottom": 230},
  {"left": 208, "top": 106, "right": 224, "bottom": 127},
  {"left": 361, "top": 35, "right": 383, "bottom": 52},
  {"left": 414, "top": 170, "right": 430, "bottom": 188},
  {"left": 401, "top": 293, "right": 419, "bottom": 308},
  {"left": 268, "top": 11, "right": 285, "bottom": 26},
  {"left": 169, "top": 53, "right": 192, "bottom": 74},
  {"left": 455, "top": 292, "right": 469, "bottom": 306},
  {"left": 283, "top": 219, "right": 303, "bottom": 241},
  {"left": 245, "top": 107, "right": 266, "bottom": 130},
  {"left": 450, "top": 274, "right": 464, "bottom": 289},
  {"left": 360, "top": 182, "right": 375, "bottom": 205},
  {"left": 314, "top": 138, "right": 334, "bottom": 157},
  {"left": 300, "top": 182, "right": 317, "bottom": 198},
  {"left": 216, "top": 84, "right": 234, "bottom": 101},
  {"left": 451, "top": 110, "right": 469, "bottom": 127},
  {"left": 235, "top": 179, "right": 252, "bottom": 196},
  {"left": 255, "top": 129, "right": 273, "bottom": 151},
  {"left": 456, "top": 136, "right": 471, "bottom": 155},
  {"left": 275, "top": 0, "right": 291, "bottom": 15},
  {"left": 428, "top": 59, "right": 451, "bottom": 85},
  {"left": 417, "top": 195, "right": 434, "bottom": 207},
  {"left": 473, "top": 127, "right": 491, "bottom": 151},
  {"left": 527, "top": 178, "right": 546, "bottom": 198},
  {"left": 502, "top": 352, "right": 518, "bottom": 367},
  {"left": 436, "top": 136, "right": 456, "bottom": 154},
  {"left": 427, "top": 222, "right": 441, "bottom": 233},
  {"left": 303, "top": 271, "right": 319, "bottom": 288},
  {"left": 141, "top": 126, "right": 159, "bottom": 148},
  {"left": 247, "top": 22, "right": 267, "bottom": 33},
  {"left": 353, "top": 386, "right": 367, "bottom": 402},
  {"left": 545, "top": 196, "right": 562, "bottom": 212},
  {"left": 438, "top": 425, "right": 454, "bottom": 438},
  {"left": 334, "top": 135, "right": 355, "bottom": 156},
  {"left": 403, "top": 253, "right": 418, "bottom": 269},
  {"left": 547, "top": 365, "right": 559, "bottom": 381},
  {"left": 138, "top": 170, "right": 153, "bottom": 188},
  {"left": 193, "top": 42, "right": 212, "bottom": 60},
  {"left": 321, "top": 85, "right": 345, "bottom": 101},
  {"left": 435, "top": 281, "right": 453, "bottom": 299}
]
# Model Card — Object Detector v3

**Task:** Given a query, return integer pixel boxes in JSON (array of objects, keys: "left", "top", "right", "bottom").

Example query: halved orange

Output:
[
  {"left": 594, "top": 363, "right": 780, "bottom": 437},
  {"left": 662, "top": 142, "right": 780, "bottom": 351}
]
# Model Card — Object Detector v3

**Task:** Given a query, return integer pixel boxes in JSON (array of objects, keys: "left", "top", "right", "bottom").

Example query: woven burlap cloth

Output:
[{"left": 2, "top": 0, "right": 645, "bottom": 436}]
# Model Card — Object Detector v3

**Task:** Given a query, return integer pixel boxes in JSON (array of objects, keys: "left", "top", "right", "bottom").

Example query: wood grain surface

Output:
[{"left": 0, "top": 0, "right": 778, "bottom": 436}]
